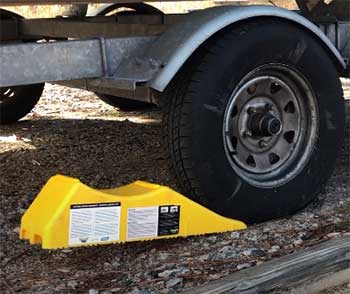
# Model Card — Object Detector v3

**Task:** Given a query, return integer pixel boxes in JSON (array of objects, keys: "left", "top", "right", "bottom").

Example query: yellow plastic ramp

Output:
[{"left": 20, "top": 175, "right": 246, "bottom": 249}]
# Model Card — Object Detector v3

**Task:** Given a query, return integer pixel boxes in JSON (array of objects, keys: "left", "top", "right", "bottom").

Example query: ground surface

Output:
[
  {"left": 320, "top": 282, "right": 350, "bottom": 294},
  {"left": 0, "top": 80, "right": 349, "bottom": 294}
]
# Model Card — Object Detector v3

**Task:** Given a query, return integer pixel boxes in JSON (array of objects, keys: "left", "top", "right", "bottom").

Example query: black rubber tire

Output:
[
  {"left": 0, "top": 9, "right": 23, "bottom": 20},
  {"left": 95, "top": 2, "right": 162, "bottom": 16},
  {"left": 0, "top": 9, "right": 45, "bottom": 125},
  {"left": 94, "top": 3, "right": 162, "bottom": 111},
  {"left": 0, "top": 84, "right": 45, "bottom": 125},
  {"left": 162, "top": 19, "right": 345, "bottom": 224},
  {"left": 296, "top": 0, "right": 350, "bottom": 21}
]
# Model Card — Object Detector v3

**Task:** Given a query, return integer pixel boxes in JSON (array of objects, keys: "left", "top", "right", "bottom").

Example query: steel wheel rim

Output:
[{"left": 223, "top": 64, "right": 319, "bottom": 187}]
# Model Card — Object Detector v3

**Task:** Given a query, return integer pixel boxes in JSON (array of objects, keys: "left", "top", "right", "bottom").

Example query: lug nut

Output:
[
  {"left": 247, "top": 107, "right": 257, "bottom": 114},
  {"left": 259, "top": 140, "right": 267, "bottom": 148},
  {"left": 243, "top": 130, "right": 252, "bottom": 137},
  {"left": 265, "top": 103, "right": 273, "bottom": 111}
]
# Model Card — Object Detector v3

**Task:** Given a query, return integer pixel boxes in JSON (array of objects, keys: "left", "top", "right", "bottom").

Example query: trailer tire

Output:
[
  {"left": 0, "top": 10, "right": 45, "bottom": 125},
  {"left": 93, "top": 3, "right": 162, "bottom": 111},
  {"left": 92, "top": 2, "right": 162, "bottom": 16},
  {"left": 0, "top": 84, "right": 44, "bottom": 125},
  {"left": 162, "top": 20, "right": 345, "bottom": 223}
]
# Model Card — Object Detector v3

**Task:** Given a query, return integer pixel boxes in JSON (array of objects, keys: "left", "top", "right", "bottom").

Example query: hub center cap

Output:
[{"left": 248, "top": 111, "right": 282, "bottom": 137}]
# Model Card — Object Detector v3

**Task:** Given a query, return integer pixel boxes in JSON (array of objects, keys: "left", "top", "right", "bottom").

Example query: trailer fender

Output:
[{"left": 144, "top": 5, "right": 346, "bottom": 92}]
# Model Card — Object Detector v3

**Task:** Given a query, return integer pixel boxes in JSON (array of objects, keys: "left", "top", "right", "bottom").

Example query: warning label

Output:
[
  {"left": 127, "top": 205, "right": 180, "bottom": 240},
  {"left": 69, "top": 202, "right": 121, "bottom": 246},
  {"left": 127, "top": 206, "right": 158, "bottom": 240},
  {"left": 158, "top": 205, "right": 180, "bottom": 236}
]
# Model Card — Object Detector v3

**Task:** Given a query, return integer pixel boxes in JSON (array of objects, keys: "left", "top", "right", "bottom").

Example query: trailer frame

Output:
[{"left": 0, "top": 5, "right": 349, "bottom": 98}]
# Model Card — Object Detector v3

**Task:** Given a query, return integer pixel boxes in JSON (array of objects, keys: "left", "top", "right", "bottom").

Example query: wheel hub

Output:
[
  {"left": 248, "top": 111, "right": 282, "bottom": 137},
  {"left": 223, "top": 65, "right": 318, "bottom": 187}
]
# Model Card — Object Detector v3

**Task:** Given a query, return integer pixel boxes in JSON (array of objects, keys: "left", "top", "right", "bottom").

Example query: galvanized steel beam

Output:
[
  {"left": 0, "top": 36, "right": 156, "bottom": 87},
  {"left": 18, "top": 17, "right": 169, "bottom": 39}
]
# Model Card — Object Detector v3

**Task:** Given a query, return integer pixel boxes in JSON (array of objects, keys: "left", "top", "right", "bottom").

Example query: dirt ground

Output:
[
  {"left": 320, "top": 283, "right": 350, "bottom": 294},
  {"left": 0, "top": 80, "right": 349, "bottom": 294}
]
